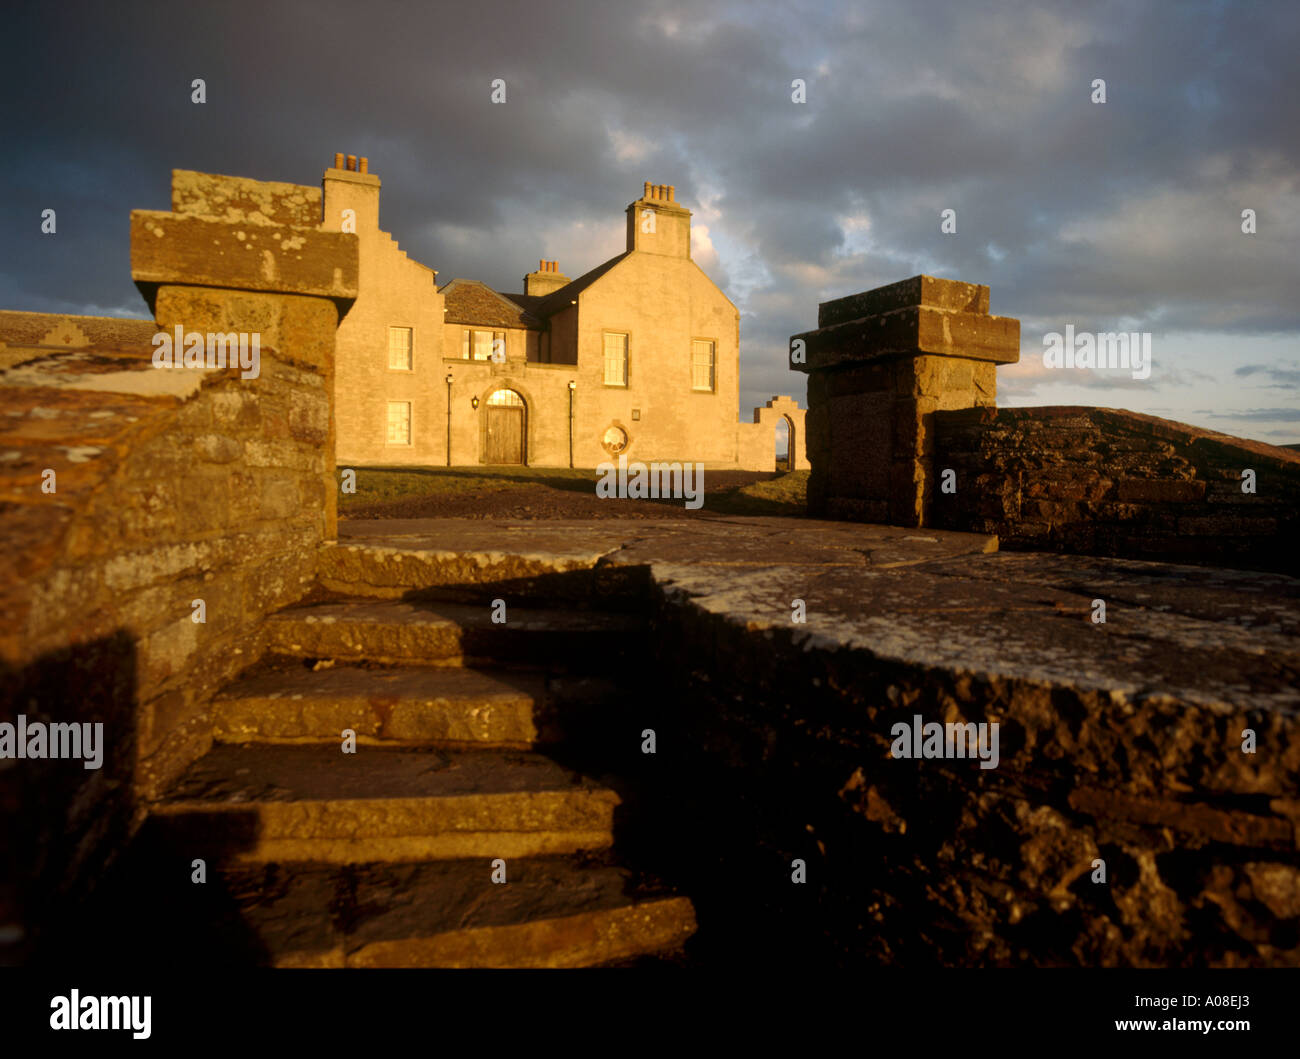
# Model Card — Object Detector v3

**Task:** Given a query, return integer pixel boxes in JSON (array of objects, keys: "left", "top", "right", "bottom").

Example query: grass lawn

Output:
[{"left": 339, "top": 465, "right": 809, "bottom": 519}]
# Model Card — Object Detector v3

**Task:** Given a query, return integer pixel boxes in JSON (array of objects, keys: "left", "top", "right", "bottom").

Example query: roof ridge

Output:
[{"left": 532, "top": 251, "right": 630, "bottom": 316}]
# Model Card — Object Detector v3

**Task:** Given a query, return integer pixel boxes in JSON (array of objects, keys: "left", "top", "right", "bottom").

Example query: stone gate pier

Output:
[{"left": 790, "top": 275, "right": 1019, "bottom": 526}]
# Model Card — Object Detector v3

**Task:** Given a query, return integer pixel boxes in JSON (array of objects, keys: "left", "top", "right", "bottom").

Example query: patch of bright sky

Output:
[{"left": 1000, "top": 330, "right": 1300, "bottom": 443}]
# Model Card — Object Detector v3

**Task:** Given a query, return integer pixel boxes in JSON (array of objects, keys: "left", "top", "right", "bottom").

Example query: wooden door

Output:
[{"left": 486, "top": 406, "right": 524, "bottom": 464}]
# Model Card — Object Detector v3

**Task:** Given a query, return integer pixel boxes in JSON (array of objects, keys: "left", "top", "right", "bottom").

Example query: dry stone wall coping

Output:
[{"left": 334, "top": 517, "right": 1299, "bottom": 736}]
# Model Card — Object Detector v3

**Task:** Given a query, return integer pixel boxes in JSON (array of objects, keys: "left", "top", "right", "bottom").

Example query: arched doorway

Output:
[
  {"left": 774, "top": 415, "right": 792, "bottom": 471},
  {"left": 485, "top": 388, "right": 526, "bottom": 464}
]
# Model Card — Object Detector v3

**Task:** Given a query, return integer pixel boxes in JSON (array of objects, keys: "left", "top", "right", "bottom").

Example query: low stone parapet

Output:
[
  {"left": 933, "top": 405, "right": 1300, "bottom": 574},
  {"left": 0, "top": 169, "right": 357, "bottom": 959}
]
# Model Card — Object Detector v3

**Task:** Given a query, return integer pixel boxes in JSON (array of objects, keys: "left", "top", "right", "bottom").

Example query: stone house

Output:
[{"left": 321, "top": 155, "right": 807, "bottom": 471}]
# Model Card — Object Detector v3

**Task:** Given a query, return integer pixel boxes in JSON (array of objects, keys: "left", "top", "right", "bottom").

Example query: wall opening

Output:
[
  {"left": 775, "top": 415, "right": 792, "bottom": 472},
  {"left": 484, "top": 388, "right": 526, "bottom": 465}
]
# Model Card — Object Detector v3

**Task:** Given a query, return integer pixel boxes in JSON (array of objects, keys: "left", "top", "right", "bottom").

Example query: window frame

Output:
[
  {"left": 602, "top": 330, "right": 630, "bottom": 388},
  {"left": 691, "top": 337, "right": 717, "bottom": 393},
  {"left": 463, "top": 328, "right": 506, "bottom": 362},
  {"left": 388, "top": 326, "right": 414, "bottom": 371},
  {"left": 385, "top": 400, "right": 412, "bottom": 446}
]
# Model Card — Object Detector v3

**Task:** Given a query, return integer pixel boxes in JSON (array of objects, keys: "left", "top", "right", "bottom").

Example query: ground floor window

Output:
[
  {"left": 603, "top": 424, "right": 629, "bottom": 454},
  {"left": 386, "top": 401, "right": 411, "bottom": 445}
]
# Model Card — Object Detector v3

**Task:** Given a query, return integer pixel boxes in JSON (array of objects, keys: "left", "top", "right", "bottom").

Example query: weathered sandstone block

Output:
[{"left": 792, "top": 274, "right": 1020, "bottom": 526}]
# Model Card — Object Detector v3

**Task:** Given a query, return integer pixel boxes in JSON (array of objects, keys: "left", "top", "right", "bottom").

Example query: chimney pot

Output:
[
  {"left": 667, "top": 185, "right": 675, "bottom": 201},
  {"left": 539, "top": 259, "right": 545, "bottom": 272},
  {"left": 346, "top": 154, "right": 357, "bottom": 171},
  {"left": 359, "top": 157, "right": 369, "bottom": 174},
  {"left": 334, "top": 152, "right": 344, "bottom": 169},
  {"left": 644, "top": 181, "right": 652, "bottom": 199}
]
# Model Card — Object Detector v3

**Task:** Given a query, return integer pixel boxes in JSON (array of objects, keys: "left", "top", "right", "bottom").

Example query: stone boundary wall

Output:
[
  {"left": 933, "top": 406, "right": 1300, "bottom": 575},
  {"left": 644, "top": 563, "right": 1300, "bottom": 967},
  {"left": 0, "top": 354, "right": 334, "bottom": 958},
  {"left": 0, "top": 169, "right": 357, "bottom": 960}
]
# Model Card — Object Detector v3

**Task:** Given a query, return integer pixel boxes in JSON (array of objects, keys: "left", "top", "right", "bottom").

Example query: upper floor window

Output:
[
  {"left": 603, "top": 331, "right": 629, "bottom": 387},
  {"left": 462, "top": 329, "right": 505, "bottom": 361},
  {"left": 388, "top": 326, "right": 413, "bottom": 370},
  {"left": 691, "top": 339, "right": 716, "bottom": 392}
]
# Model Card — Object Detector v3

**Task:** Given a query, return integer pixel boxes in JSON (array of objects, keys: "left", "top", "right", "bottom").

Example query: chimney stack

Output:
[
  {"left": 627, "top": 180, "right": 691, "bottom": 256},
  {"left": 525, "top": 258, "right": 570, "bottom": 296},
  {"left": 324, "top": 151, "right": 381, "bottom": 235}
]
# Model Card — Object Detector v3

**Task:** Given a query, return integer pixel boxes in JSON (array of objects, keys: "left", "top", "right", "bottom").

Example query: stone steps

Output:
[
  {"left": 141, "top": 576, "right": 695, "bottom": 966},
  {"left": 318, "top": 538, "right": 640, "bottom": 604},
  {"left": 226, "top": 858, "right": 694, "bottom": 968},
  {"left": 263, "top": 598, "right": 644, "bottom": 668},
  {"left": 212, "top": 662, "right": 627, "bottom": 749},
  {"left": 103, "top": 855, "right": 693, "bottom": 968},
  {"left": 212, "top": 664, "right": 544, "bottom": 746},
  {"left": 149, "top": 744, "right": 619, "bottom": 864}
]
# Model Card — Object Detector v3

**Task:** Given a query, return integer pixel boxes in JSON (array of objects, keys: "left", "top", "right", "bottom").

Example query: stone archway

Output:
[
  {"left": 748, "top": 395, "right": 809, "bottom": 471},
  {"left": 774, "top": 415, "right": 792, "bottom": 470}
]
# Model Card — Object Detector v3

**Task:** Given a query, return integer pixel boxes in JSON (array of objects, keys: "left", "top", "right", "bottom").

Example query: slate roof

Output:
[
  {"left": 499, "top": 292, "right": 547, "bottom": 315},
  {"left": 439, "top": 279, "right": 540, "bottom": 329},
  {"left": 440, "top": 250, "right": 632, "bottom": 328}
]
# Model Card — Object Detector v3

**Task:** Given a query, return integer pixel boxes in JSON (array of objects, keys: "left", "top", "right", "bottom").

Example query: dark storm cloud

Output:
[{"left": 2, "top": 0, "right": 1297, "bottom": 431}]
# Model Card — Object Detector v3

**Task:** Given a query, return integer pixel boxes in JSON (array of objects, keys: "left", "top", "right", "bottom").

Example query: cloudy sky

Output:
[{"left": 4, "top": 0, "right": 1297, "bottom": 442}]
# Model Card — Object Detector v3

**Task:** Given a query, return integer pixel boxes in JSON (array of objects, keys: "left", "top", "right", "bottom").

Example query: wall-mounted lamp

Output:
[
  {"left": 471, "top": 396, "right": 480, "bottom": 410},
  {"left": 567, "top": 380, "right": 576, "bottom": 391},
  {"left": 445, "top": 372, "right": 453, "bottom": 385}
]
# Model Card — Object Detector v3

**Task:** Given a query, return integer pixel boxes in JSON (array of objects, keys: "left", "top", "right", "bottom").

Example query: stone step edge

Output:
[
  {"left": 211, "top": 671, "right": 541, "bottom": 746},
  {"left": 314, "top": 541, "right": 643, "bottom": 598},
  {"left": 149, "top": 789, "right": 619, "bottom": 864},
  {"left": 276, "top": 896, "right": 697, "bottom": 968}
]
